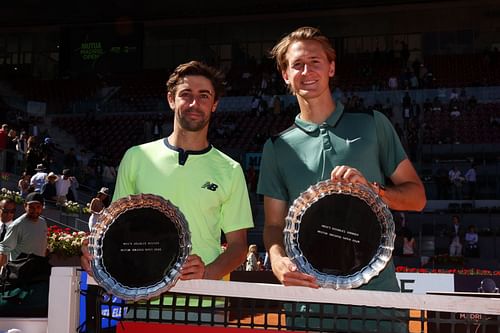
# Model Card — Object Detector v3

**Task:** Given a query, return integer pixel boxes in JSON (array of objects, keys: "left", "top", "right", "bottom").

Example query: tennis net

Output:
[{"left": 84, "top": 278, "right": 500, "bottom": 333}]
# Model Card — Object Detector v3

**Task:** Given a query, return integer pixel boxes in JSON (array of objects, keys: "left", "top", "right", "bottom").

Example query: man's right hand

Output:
[
  {"left": 272, "top": 255, "right": 319, "bottom": 288},
  {"left": 264, "top": 197, "right": 319, "bottom": 289}
]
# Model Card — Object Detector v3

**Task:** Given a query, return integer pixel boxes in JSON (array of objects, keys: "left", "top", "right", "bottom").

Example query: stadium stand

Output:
[{"left": 1, "top": 1, "right": 500, "bottom": 331}]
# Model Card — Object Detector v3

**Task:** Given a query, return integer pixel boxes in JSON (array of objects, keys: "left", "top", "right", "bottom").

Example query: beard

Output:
[
  {"left": 177, "top": 108, "right": 211, "bottom": 132},
  {"left": 26, "top": 212, "right": 41, "bottom": 220}
]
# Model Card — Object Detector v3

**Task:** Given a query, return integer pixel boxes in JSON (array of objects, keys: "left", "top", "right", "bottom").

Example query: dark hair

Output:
[
  {"left": 102, "top": 195, "right": 111, "bottom": 208},
  {"left": 270, "top": 26, "right": 336, "bottom": 74},
  {"left": 166, "top": 61, "right": 225, "bottom": 101}
]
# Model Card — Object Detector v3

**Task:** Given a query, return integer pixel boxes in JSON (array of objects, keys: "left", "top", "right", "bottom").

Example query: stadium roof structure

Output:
[{"left": 0, "top": 0, "right": 447, "bottom": 27}]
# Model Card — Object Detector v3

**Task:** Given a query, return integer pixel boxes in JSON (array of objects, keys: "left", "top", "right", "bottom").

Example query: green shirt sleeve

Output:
[
  {"left": 220, "top": 164, "right": 254, "bottom": 234},
  {"left": 257, "top": 138, "right": 289, "bottom": 202},
  {"left": 112, "top": 147, "right": 139, "bottom": 202}
]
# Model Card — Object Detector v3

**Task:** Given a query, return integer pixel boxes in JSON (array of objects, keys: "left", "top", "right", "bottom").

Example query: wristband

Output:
[{"left": 371, "top": 182, "right": 386, "bottom": 197}]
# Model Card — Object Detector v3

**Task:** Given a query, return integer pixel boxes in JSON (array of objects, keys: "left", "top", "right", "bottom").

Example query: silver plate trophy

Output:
[
  {"left": 89, "top": 193, "right": 191, "bottom": 301},
  {"left": 284, "top": 180, "right": 395, "bottom": 289}
]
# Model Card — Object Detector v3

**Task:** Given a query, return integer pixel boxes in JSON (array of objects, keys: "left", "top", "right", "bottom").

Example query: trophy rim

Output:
[
  {"left": 89, "top": 193, "right": 192, "bottom": 301},
  {"left": 284, "top": 180, "right": 395, "bottom": 289}
]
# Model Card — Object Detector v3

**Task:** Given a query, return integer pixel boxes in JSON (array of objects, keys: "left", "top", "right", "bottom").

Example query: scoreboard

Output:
[{"left": 61, "top": 21, "right": 143, "bottom": 75}]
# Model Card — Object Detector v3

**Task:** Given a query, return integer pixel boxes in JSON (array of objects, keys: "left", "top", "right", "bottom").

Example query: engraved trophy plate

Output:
[
  {"left": 89, "top": 193, "right": 191, "bottom": 301},
  {"left": 284, "top": 180, "right": 395, "bottom": 289}
]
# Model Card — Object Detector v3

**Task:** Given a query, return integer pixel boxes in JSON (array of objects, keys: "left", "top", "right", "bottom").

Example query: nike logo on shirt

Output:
[{"left": 346, "top": 137, "right": 361, "bottom": 144}]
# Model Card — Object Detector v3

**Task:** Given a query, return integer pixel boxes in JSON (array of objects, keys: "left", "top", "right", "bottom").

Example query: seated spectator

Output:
[
  {"left": 30, "top": 164, "right": 47, "bottom": 192},
  {"left": 67, "top": 174, "right": 80, "bottom": 202},
  {"left": 101, "top": 161, "right": 116, "bottom": 193},
  {"left": 464, "top": 164, "right": 477, "bottom": 199},
  {"left": 464, "top": 225, "right": 479, "bottom": 257},
  {"left": 449, "top": 166, "right": 464, "bottom": 200},
  {"left": 449, "top": 88, "right": 459, "bottom": 100},
  {"left": 409, "top": 72, "right": 419, "bottom": 89},
  {"left": 432, "top": 97, "right": 442, "bottom": 112},
  {"left": 55, "top": 169, "right": 73, "bottom": 205},
  {"left": 450, "top": 108, "right": 461, "bottom": 118},
  {"left": 0, "top": 199, "right": 16, "bottom": 242},
  {"left": 18, "top": 171, "right": 32, "bottom": 198},
  {"left": 388, "top": 75, "right": 398, "bottom": 89},
  {"left": 449, "top": 98, "right": 461, "bottom": 117},
  {"left": 245, "top": 244, "right": 261, "bottom": 271},
  {"left": 449, "top": 215, "right": 464, "bottom": 257},
  {"left": 41, "top": 172, "right": 58, "bottom": 204},
  {"left": 0, "top": 192, "right": 47, "bottom": 266},
  {"left": 402, "top": 227, "right": 417, "bottom": 256}
]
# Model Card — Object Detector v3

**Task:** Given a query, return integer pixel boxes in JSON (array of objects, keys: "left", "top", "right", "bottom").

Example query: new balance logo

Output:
[{"left": 202, "top": 181, "right": 218, "bottom": 191}]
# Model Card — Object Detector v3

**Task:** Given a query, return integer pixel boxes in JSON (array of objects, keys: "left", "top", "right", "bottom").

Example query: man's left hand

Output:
[{"left": 330, "top": 165, "right": 369, "bottom": 185}]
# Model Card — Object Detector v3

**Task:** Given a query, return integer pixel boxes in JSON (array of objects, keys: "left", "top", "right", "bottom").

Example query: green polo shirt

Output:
[
  {"left": 258, "top": 102, "right": 406, "bottom": 205},
  {"left": 257, "top": 102, "right": 406, "bottom": 292},
  {"left": 114, "top": 139, "right": 253, "bottom": 311},
  {"left": 114, "top": 138, "right": 254, "bottom": 267}
]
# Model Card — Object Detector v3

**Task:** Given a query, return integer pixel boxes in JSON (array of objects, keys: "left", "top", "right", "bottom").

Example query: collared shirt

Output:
[
  {"left": 0, "top": 214, "right": 47, "bottom": 260},
  {"left": 258, "top": 102, "right": 406, "bottom": 205},
  {"left": 0, "top": 220, "right": 13, "bottom": 241},
  {"left": 465, "top": 168, "right": 476, "bottom": 182},
  {"left": 30, "top": 172, "right": 48, "bottom": 192},
  {"left": 257, "top": 102, "right": 407, "bottom": 293},
  {"left": 55, "top": 177, "right": 72, "bottom": 196},
  {"left": 113, "top": 138, "right": 254, "bottom": 266}
]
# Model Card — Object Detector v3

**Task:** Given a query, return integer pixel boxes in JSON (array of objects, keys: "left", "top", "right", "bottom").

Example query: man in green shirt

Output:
[{"left": 257, "top": 26, "right": 426, "bottom": 332}]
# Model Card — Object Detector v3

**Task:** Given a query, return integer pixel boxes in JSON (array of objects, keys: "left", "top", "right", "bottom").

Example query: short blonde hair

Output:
[
  {"left": 248, "top": 244, "right": 258, "bottom": 253},
  {"left": 270, "top": 26, "right": 336, "bottom": 73}
]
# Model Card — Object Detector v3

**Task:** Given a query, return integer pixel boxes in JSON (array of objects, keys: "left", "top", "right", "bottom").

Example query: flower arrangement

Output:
[
  {"left": 0, "top": 187, "right": 24, "bottom": 204},
  {"left": 62, "top": 200, "right": 81, "bottom": 214},
  {"left": 47, "top": 225, "right": 88, "bottom": 257},
  {"left": 431, "top": 254, "right": 465, "bottom": 266},
  {"left": 396, "top": 266, "right": 500, "bottom": 276},
  {"left": 82, "top": 203, "right": 91, "bottom": 214}
]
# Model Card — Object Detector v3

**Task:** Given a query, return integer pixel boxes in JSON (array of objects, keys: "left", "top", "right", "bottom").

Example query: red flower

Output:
[{"left": 395, "top": 265, "right": 500, "bottom": 275}]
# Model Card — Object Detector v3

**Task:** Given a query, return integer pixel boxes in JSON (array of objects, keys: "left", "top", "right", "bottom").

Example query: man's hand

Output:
[
  {"left": 179, "top": 254, "right": 206, "bottom": 280},
  {"left": 0, "top": 253, "right": 7, "bottom": 269},
  {"left": 332, "top": 160, "right": 426, "bottom": 211},
  {"left": 271, "top": 255, "right": 319, "bottom": 288},
  {"left": 264, "top": 197, "right": 319, "bottom": 288},
  {"left": 330, "top": 165, "right": 369, "bottom": 186}
]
